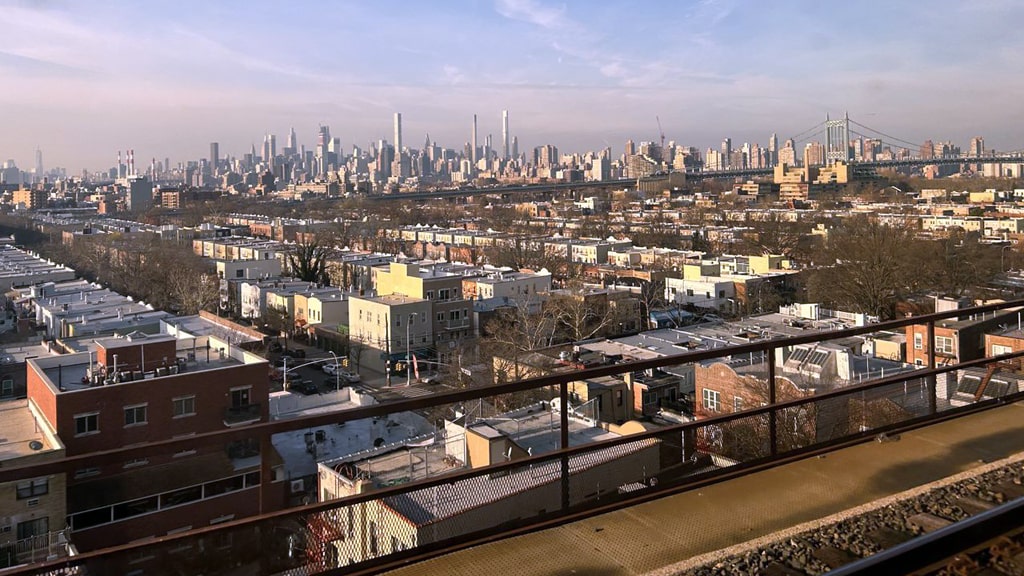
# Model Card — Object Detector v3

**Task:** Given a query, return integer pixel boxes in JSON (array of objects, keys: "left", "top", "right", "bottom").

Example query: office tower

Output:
[
  {"left": 34, "top": 148, "right": 43, "bottom": 177},
  {"left": 721, "top": 138, "right": 732, "bottom": 168},
  {"left": 288, "top": 127, "right": 297, "bottom": 151},
  {"left": 502, "top": 110, "right": 509, "bottom": 160},
  {"left": 471, "top": 115, "right": 478, "bottom": 164},
  {"left": 624, "top": 139, "right": 636, "bottom": 157},
  {"left": 769, "top": 133, "right": 779, "bottom": 166},
  {"left": 512, "top": 136, "right": 518, "bottom": 159},
  {"left": 210, "top": 142, "right": 219, "bottom": 173},
  {"left": 394, "top": 113, "right": 403, "bottom": 153}
]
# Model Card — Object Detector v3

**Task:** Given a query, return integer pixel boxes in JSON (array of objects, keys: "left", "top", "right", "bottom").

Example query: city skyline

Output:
[{"left": 2, "top": 0, "right": 1024, "bottom": 172}]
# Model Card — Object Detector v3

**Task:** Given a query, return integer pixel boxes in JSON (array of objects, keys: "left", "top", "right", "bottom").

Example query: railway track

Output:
[{"left": 684, "top": 448, "right": 1024, "bottom": 576}]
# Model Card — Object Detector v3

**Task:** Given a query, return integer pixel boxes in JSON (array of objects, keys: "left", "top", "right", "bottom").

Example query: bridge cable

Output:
[
  {"left": 848, "top": 119, "right": 922, "bottom": 150},
  {"left": 787, "top": 121, "right": 827, "bottom": 143}
]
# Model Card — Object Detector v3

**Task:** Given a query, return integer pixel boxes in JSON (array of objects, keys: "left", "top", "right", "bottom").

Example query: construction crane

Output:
[{"left": 656, "top": 116, "right": 665, "bottom": 150}]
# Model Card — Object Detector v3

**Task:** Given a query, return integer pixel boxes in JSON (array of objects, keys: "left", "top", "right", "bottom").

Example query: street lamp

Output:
[
  {"left": 328, "top": 350, "right": 340, "bottom": 392},
  {"left": 407, "top": 312, "right": 418, "bottom": 387}
]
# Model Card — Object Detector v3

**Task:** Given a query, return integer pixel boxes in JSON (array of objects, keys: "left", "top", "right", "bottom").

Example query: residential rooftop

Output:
[{"left": 0, "top": 400, "right": 63, "bottom": 461}]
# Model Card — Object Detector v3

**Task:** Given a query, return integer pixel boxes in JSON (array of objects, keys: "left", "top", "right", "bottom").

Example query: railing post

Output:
[
  {"left": 560, "top": 381, "right": 570, "bottom": 512},
  {"left": 260, "top": 433, "right": 273, "bottom": 515},
  {"left": 767, "top": 343, "right": 777, "bottom": 457},
  {"left": 927, "top": 320, "right": 937, "bottom": 415}
]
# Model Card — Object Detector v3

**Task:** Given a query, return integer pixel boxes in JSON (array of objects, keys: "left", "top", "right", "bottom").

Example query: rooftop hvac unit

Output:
[{"left": 290, "top": 479, "right": 304, "bottom": 494}]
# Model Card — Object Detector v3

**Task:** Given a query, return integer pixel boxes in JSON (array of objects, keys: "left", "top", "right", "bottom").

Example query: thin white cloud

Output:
[{"left": 494, "top": 0, "right": 567, "bottom": 29}]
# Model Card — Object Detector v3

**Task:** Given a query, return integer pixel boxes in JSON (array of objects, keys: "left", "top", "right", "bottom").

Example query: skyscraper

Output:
[
  {"left": 287, "top": 127, "right": 297, "bottom": 151},
  {"left": 34, "top": 148, "right": 43, "bottom": 179},
  {"left": 394, "top": 113, "right": 403, "bottom": 153},
  {"left": 769, "top": 133, "right": 779, "bottom": 166},
  {"left": 502, "top": 110, "right": 509, "bottom": 160},
  {"left": 209, "top": 142, "right": 219, "bottom": 173},
  {"left": 471, "top": 114, "right": 478, "bottom": 164}
]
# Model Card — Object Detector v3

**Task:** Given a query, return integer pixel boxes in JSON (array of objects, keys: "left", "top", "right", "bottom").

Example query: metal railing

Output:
[
  {"left": 5, "top": 299, "right": 1024, "bottom": 575},
  {"left": 223, "top": 403, "right": 262, "bottom": 426}
]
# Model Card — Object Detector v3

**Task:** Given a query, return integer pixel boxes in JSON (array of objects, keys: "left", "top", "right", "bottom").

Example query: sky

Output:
[{"left": 2, "top": 0, "right": 1024, "bottom": 173}]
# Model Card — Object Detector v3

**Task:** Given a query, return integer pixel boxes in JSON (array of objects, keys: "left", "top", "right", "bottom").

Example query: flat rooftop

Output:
[
  {"left": 0, "top": 400, "right": 61, "bottom": 461},
  {"left": 31, "top": 341, "right": 255, "bottom": 393}
]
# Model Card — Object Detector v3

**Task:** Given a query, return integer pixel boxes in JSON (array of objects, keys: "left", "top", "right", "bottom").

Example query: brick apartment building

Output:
[{"left": 25, "top": 332, "right": 279, "bottom": 552}]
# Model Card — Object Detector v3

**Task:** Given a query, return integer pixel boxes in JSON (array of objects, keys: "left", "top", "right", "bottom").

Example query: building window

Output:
[
  {"left": 230, "top": 387, "right": 251, "bottom": 408},
  {"left": 734, "top": 396, "right": 744, "bottom": 412},
  {"left": 75, "top": 412, "right": 99, "bottom": 436},
  {"left": 992, "top": 344, "right": 1013, "bottom": 357},
  {"left": 16, "top": 478, "right": 48, "bottom": 499},
  {"left": 935, "top": 336, "right": 955, "bottom": 355},
  {"left": 124, "top": 404, "right": 148, "bottom": 427},
  {"left": 437, "top": 312, "right": 445, "bottom": 323},
  {"left": 173, "top": 396, "right": 196, "bottom": 418},
  {"left": 702, "top": 389, "right": 721, "bottom": 412},
  {"left": 16, "top": 517, "right": 48, "bottom": 541},
  {"left": 913, "top": 333, "right": 922, "bottom": 350},
  {"left": 615, "top": 390, "right": 623, "bottom": 406},
  {"left": 369, "top": 521, "right": 379, "bottom": 556},
  {"left": 0, "top": 378, "right": 12, "bottom": 398},
  {"left": 438, "top": 289, "right": 450, "bottom": 301}
]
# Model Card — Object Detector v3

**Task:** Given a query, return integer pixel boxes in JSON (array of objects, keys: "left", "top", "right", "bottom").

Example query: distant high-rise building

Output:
[
  {"left": 209, "top": 142, "right": 219, "bottom": 173},
  {"left": 919, "top": 140, "right": 935, "bottom": 160},
  {"left": 502, "top": 110, "right": 509, "bottom": 160},
  {"left": 721, "top": 138, "right": 732, "bottom": 168},
  {"left": 394, "top": 113, "right": 403, "bottom": 153},
  {"left": 511, "top": 136, "right": 519, "bottom": 159},
  {"left": 970, "top": 137, "right": 985, "bottom": 157},
  {"left": 769, "top": 133, "right": 779, "bottom": 166},
  {"left": 779, "top": 139, "right": 797, "bottom": 167},
  {"left": 803, "top": 141, "right": 825, "bottom": 167},
  {"left": 624, "top": 139, "right": 636, "bottom": 157},
  {"left": 288, "top": 127, "right": 297, "bottom": 151},
  {"left": 471, "top": 114, "right": 478, "bottom": 164},
  {"left": 34, "top": 147, "right": 43, "bottom": 178}
]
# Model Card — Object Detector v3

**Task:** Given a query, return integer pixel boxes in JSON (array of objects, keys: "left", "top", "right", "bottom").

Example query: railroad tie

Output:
[{"left": 907, "top": 512, "right": 953, "bottom": 534}]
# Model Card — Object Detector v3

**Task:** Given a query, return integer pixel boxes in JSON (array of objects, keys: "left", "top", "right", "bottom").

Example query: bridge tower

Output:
[{"left": 825, "top": 112, "right": 851, "bottom": 164}]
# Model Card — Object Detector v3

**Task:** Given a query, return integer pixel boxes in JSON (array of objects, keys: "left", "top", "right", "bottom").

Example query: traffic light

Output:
[
  {"left": 395, "top": 362, "right": 406, "bottom": 373},
  {"left": 341, "top": 357, "right": 349, "bottom": 368}
]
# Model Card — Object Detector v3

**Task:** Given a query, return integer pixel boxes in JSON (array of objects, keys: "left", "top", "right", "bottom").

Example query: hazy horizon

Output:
[{"left": 3, "top": 0, "right": 1023, "bottom": 173}]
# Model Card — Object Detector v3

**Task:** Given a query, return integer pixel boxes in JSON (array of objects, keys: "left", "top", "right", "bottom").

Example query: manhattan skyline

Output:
[{"left": 2, "top": 0, "right": 1024, "bottom": 172}]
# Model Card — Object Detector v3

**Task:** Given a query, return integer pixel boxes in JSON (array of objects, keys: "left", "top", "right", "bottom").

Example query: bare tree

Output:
[
  {"left": 286, "top": 236, "right": 331, "bottom": 285},
  {"left": 546, "top": 281, "right": 633, "bottom": 343},
  {"left": 807, "top": 216, "right": 919, "bottom": 320}
]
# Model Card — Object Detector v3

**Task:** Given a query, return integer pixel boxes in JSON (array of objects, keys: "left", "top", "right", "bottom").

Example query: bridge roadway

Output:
[{"left": 383, "top": 400, "right": 1024, "bottom": 576}]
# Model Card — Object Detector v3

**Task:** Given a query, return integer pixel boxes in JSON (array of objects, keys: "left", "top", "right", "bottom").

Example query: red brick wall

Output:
[
  {"left": 56, "top": 362, "right": 269, "bottom": 456},
  {"left": 97, "top": 340, "right": 178, "bottom": 373}
]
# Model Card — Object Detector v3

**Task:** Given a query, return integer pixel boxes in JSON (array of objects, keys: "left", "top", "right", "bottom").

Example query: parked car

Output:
[
  {"left": 288, "top": 380, "right": 319, "bottom": 395},
  {"left": 324, "top": 367, "right": 360, "bottom": 384}
]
